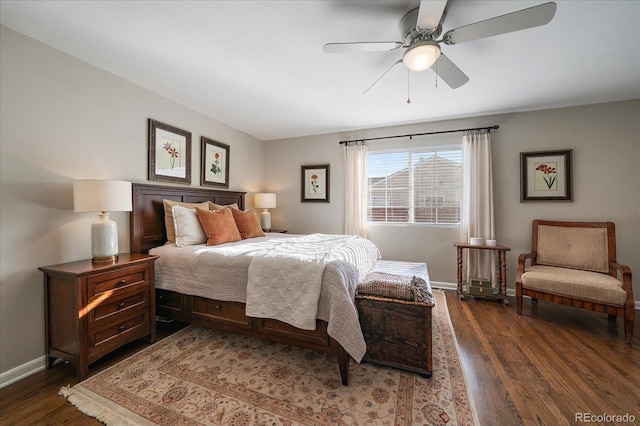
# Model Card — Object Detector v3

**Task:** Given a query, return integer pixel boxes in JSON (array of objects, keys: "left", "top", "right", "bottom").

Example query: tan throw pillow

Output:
[
  {"left": 163, "top": 199, "right": 211, "bottom": 244},
  {"left": 231, "top": 209, "right": 265, "bottom": 239},
  {"left": 195, "top": 207, "right": 242, "bottom": 246},
  {"left": 209, "top": 201, "right": 239, "bottom": 211}
]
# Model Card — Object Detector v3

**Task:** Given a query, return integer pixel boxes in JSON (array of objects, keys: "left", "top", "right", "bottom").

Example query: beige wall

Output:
[
  {"left": 2, "top": 22, "right": 639, "bottom": 385},
  {"left": 265, "top": 100, "right": 640, "bottom": 294},
  {"left": 0, "top": 26, "right": 265, "bottom": 381}
]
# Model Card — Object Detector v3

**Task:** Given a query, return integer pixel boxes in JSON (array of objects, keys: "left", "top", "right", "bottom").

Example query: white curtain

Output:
[
  {"left": 461, "top": 130, "right": 496, "bottom": 284},
  {"left": 344, "top": 141, "right": 368, "bottom": 237}
]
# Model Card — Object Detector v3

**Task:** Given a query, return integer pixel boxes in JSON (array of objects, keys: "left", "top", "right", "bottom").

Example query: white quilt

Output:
[{"left": 245, "top": 233, "right": 361, "bottom": 330}]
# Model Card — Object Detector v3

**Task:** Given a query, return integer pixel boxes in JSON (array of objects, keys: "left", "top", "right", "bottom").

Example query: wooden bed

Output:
[{"left": 129, "top": 183, "right": 351, "bottom": 385}]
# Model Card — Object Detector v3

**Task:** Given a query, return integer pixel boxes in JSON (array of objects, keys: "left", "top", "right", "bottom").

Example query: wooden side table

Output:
[
  {"left": 39, "top": 253, "right": 158, "bottom": 379},
  {"left": 453, "top": 243, "right": 511, "bottom": 305}
]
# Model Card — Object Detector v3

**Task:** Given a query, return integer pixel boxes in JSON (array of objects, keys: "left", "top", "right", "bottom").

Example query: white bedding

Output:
[
  {"left": 149, "top": 233, "right": 381, "bottom": 361},
  {"left": 246, "top": 234, "right": 366, "bottom": 331}
]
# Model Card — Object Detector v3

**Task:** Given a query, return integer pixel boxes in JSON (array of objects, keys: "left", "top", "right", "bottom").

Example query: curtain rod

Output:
[{"left": 338, "top": 125, "right": 499, "bottom": 145}]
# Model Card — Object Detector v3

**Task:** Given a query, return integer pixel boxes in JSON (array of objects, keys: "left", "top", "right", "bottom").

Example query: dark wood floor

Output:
[{"left": 1, "top": 291, "right": 638, "bottom": 425}]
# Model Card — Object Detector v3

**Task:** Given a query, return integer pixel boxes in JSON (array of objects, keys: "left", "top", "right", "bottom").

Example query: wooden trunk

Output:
[{"left": 356, "top": 294, "right": 433, "bottom": 377}]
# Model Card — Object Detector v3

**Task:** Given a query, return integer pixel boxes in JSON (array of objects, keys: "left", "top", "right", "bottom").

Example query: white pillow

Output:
[{"left": 172, "top": 205, "right": 207, "bottom": 247}]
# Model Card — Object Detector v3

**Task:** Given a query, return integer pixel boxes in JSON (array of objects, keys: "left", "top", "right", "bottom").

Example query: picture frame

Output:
[
  {"left": 520, "top": 149, "right": 573, "bottom": 202},
  {"left": 200, "top": 137, "right": 230, "bottom": 188},
  {"left": 301, "top": 164, "right": 330, "bottom": 203},
  {"left": 148, "top": 119, "right": 191, "bottom": 184}
]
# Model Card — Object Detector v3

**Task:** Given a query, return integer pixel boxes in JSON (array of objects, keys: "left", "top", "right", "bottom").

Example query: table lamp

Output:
[
  {"left": 254, "top": 193, "right": 276, "bottom": 232},
  {"left": 74, "top": 180, "right": 132, "bottom": 262}
]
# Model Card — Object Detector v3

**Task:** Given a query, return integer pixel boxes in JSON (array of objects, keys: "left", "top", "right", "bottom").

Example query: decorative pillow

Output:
[
  {"left": 231, "top": 208, "right": 265, "bottom": 239},
  {"left": 210, "top": 201, "right": 239, "bottom": 211},
  {"left": 163, "top": 199, "right": 211, "bottom": 244},
  {"left": 172, "top": 205, "right": 207, "bottom": 247},
  {"left": 195, "top": 207, "right": 242, "bottom": 246}
]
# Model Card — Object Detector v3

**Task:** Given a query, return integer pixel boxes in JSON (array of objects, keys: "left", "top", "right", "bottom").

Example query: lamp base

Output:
[
  {"left": 92, "top": 255, "right": 118, "bottom": 263},
  {"left": 260, "top": 209, "right": 272, "bottom": 232},
  {"left": 91, "top": 212, "right": 119, "bottom": 261}
]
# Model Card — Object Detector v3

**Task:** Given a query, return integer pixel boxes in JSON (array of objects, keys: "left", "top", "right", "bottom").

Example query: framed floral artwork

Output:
[
  {"left": 520, "top": 149, "right": 573, "bottom": 202},
  {"left": 148, "top": 119, "right": 192, "bottom": 184},
  {"left": 201, "top": 137, "right": 230, "bottom": 188},
  {"left": 301, "top": 164, "right": 330, "bottom": 203}
]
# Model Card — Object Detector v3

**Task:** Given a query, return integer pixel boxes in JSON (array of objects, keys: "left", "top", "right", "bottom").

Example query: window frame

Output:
[{"left": 366, "top": 144, "right": 463, "bottom": 227}]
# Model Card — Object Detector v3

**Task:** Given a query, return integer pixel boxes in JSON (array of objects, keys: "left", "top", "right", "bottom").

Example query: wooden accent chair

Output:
[{"left": 516, "top": 220, "right": 634, "bottom": 343}]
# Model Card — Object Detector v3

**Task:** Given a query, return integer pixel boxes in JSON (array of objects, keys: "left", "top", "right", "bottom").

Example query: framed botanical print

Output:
[
  {"left": 301, "top": 164, "right": 330, "bottom": 202},
  {"left": 520, "top": 149, "right": 573, "bottom": 202},
  {"left": 201, "top": 137, "right": 230, "bottom": 188},
  {"left": 148, "top": 119, "right": 191, "bottom": 184}
]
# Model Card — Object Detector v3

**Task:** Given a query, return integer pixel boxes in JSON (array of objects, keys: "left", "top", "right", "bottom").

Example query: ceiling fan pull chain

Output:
[
  {"left": 407, "top": 69, "right": 411, "bottom": 104},
  {"left": 435, "top": 59, "right": 438, "bottom": 88}
]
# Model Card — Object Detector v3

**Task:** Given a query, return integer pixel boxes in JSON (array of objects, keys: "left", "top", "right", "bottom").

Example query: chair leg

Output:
[
  {"left": 515, "top": 282, "right": 523, "bottom": 315},
  {"left": 624, "top": 307, "right": 635, "bottom": 344},
  {"left": 624, "top": 302, "right": 635, "bottom": 344},
  {"left": 624, "top": 319, "right": 634, "bottom": 344}
]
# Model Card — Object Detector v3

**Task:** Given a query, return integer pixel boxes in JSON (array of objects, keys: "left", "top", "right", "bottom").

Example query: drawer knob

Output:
[
  {"left": 119, "top": 302, "right": 125, "bottom": 309},
  {"left": 215, "top": 304, "right": 222, "bottom": 310},
  {"left": 119, "top": 325, "right": 126, "bottom": 332},
  {"left": 118, "top": 279, "right": 126, "bottom": 286}
]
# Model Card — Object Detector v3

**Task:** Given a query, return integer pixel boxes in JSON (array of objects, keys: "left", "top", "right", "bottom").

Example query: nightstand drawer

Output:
[
  {"left": 89, "top": 286, "right": 150, "bottom": 326},
  {"left": 89, "top": 310, "right": 149, "bottom": 349},
  {"left": 87, "top": 264, "right": 149, "bottom": 298}
]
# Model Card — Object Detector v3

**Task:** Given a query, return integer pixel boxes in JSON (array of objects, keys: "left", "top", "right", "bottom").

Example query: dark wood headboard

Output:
[{"left": 130, "top": 183, "right": 246, "bottom": 253}]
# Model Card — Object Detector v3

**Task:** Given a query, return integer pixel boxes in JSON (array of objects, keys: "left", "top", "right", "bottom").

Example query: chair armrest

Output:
[
  {"left": 610, "top": 260, "right": 634, "bottom": 297},
  {"left": 516, "top": 252, "right": 536, "bottom": 285}
]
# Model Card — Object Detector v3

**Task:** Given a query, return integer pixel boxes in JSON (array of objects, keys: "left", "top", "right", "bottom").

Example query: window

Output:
[{"left": 367, "top": 147, "right": 462, "bottom": 224}]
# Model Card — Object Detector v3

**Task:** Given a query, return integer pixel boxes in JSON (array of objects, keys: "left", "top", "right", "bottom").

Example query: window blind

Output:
[{"left": 367, "top": 147, "right": 462, "bottom": 224}]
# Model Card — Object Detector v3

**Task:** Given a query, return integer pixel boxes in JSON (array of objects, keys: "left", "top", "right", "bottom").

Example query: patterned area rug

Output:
[{"left": 60, "top": 290, "right": 477, "bottom": 425}]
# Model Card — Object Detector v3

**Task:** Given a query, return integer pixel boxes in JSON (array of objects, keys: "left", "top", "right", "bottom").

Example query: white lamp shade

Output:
[
  {"left": 74, "top": 180, "right": 132, "bottom": 212},
  {"left": 403, "top": 40, "right": 441, "bottom": 72},
  {"left": 254, "top": 193, "right": 276, "bottom": 209}
]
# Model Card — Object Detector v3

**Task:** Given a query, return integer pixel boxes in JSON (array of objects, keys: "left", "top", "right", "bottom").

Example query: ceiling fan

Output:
[{"left": 324, "top": 1, "right": 557, "bottom": 92}]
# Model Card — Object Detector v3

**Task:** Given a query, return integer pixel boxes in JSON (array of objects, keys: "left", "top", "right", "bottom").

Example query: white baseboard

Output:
[
  {"left": 430, "top": 281, "right": 457, "bottom": 291},
  {"left": 0, "top": 356, "right": 45, "bottom": 389}
]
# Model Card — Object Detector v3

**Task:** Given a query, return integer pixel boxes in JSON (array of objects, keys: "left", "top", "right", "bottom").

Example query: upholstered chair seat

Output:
[{"left": 521, "top": 265, "right": 628, "bottom": 306}]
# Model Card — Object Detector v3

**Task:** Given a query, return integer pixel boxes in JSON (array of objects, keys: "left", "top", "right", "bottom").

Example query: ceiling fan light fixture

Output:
[{"left": 403, "top": 40, "right": 441, "bottom": 71}]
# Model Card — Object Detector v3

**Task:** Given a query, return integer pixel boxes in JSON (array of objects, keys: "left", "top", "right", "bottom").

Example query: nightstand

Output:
[{"left": 39, "top": 253, "right": 158, "bottom": 379}]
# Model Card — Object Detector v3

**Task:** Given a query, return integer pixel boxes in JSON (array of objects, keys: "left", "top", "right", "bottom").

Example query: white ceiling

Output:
[{"left": 1, "top": 1, "right": 639, "bottom": 141}]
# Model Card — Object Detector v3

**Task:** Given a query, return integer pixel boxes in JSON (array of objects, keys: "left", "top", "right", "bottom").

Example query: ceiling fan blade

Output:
[
  {"left": 442, "top": 2, "right": 556, "bottom": 45},
  {"left": 416, "top": 0, "right": 448, "bottom": 33},
  {"left": 431, "top": 54, "right": 469, "bottom": 89},
  {"left": 323, "top": 42, "right": 403, "bottom": 53},
  {"left": 363, "top": 59, "right": 404, "bottom": 95}
]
